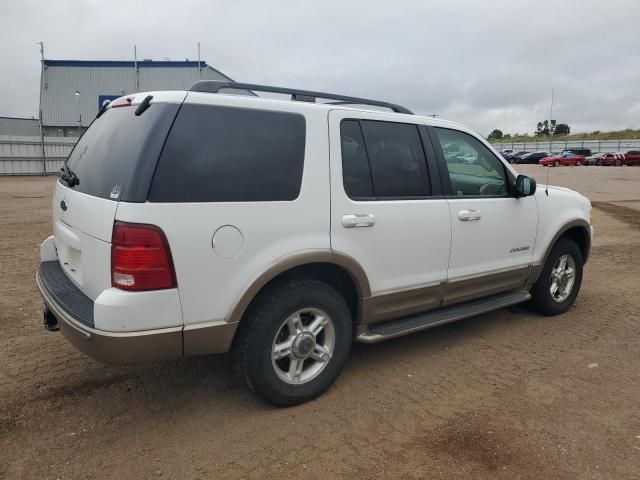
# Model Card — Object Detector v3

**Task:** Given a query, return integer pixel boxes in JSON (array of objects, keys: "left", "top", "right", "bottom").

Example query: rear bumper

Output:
[{"left": 36, "top": 261, "right": 237, "bottom": 364}]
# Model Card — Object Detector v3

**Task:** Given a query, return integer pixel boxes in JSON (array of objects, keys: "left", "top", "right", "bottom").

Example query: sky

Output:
[{"left": 1, "top": 0, "right": 639, "bottom": 136}]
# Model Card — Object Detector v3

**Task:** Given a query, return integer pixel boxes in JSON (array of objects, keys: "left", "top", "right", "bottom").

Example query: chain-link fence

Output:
[{"left": 490, "top": 139, "right": 640, "bottom": 153}]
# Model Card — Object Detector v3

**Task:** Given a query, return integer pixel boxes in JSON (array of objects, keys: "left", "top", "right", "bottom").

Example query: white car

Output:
[{"left": 37, "top": 82, "right": 593, "bottom": 406}]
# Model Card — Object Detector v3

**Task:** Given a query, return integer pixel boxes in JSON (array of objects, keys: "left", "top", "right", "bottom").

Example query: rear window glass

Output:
[
  {"left": 64, "top": 103, "right": 179, "bottom": 200},
  {"left": 148, "top": 104, "right": 306, "bottom": 202}
]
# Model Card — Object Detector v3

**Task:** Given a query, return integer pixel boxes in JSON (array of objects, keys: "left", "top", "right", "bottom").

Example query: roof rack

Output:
[{"left": 188, "top": 81, "right": 413, "bottom": 115}]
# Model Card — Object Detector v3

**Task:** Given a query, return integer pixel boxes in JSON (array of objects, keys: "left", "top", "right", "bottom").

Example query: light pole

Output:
[{"left": 75, "top": 90, "right": 81, "bottom": 136}]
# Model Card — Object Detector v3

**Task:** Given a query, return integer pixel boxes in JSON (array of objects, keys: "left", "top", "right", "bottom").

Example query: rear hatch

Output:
[{"left": 53, "top": 92, "right": 183, "bottom": 300}]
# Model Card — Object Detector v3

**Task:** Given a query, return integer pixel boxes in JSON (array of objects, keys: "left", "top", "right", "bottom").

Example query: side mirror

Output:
[{"left": 514, "top": 175, "right": 536, "bottom": 197}]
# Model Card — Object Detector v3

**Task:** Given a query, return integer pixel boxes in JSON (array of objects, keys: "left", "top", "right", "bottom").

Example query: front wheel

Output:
[
  {"left": 615, "top": 159, "right": 622, "bottom": 166},
  {"left": 529, "top": 238, "right": 583, "bottom": 316},
  {"left": 576, "top": 160, "right": 582, "bottom": 166},
  {"left": 554, "top": 160, "right": 560, "bottom": 167},
  {"left": 234, "top": 279, "right": 352, "bottom": 406}
]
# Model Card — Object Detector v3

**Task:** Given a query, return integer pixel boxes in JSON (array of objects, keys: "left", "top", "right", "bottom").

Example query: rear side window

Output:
[
  {"left": 340, "top": 119, "right": 430, "bottom": 199},
  {"left": 65, "top": 103, "right": 179, "bottom": 201},
  {"left": 340, "top": 120, "right": 373, "bottom": 198},
  {"left": 149, "top": 104, "right": 306, "bottom": 202}
]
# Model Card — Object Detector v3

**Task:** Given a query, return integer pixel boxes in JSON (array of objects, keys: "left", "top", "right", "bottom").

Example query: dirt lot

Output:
[{"left": 1, "top": 166, "right": 639, "bottom": 479}]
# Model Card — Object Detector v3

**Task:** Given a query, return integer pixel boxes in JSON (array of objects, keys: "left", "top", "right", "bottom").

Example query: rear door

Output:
[
  {"left": 429, "top": 126, "right": 538, "bottom": 305},
  {"left": 53, "top": 93, "right": 182, "bottom": 300},
  {"left": 329, "top": 110, "right": 451, "bottom": 324}
]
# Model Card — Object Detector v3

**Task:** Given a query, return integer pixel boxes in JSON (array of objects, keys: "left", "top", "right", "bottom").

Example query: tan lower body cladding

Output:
[{"left": 361, "top": 266, "right": 531, "bottom": 325}]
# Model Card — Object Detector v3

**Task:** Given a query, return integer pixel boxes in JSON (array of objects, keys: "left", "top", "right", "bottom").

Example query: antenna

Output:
[{"left": 546, "top": 88, "right": 554, "bottom": 196}]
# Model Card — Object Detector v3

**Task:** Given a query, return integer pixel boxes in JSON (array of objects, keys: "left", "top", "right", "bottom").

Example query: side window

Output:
[
  {"left": 434, "top": 128, "right": 508, "bottom": 197},
  {"left": 149, "top": 104, "right": 306, "bottom": 202},
  {"left": 360, "top": 120, "right": 430, "bottom": 198},
  {"left": 340, "top": 120, "right": 374, "bottom": 198}
]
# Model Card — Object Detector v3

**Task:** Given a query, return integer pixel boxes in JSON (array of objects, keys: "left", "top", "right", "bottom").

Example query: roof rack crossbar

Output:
[{"left": 188, "top": 81, "right": 413, "bottom": 115}]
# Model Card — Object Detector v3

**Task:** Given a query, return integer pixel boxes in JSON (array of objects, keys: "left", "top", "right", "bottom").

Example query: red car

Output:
[
  {"left": 598, "top": 153, "right": 625, "bottom": 166},
  {"left": 539, "top": 152, "right": 586, "bottom": 167},
  {"left": 622, "top": 150, "right": 640, "bottom": 166}
]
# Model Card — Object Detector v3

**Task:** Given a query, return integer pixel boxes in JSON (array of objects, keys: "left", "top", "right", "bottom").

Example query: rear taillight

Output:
[{"left": 111, "top": 221, "right": 176, "bottom": 291}]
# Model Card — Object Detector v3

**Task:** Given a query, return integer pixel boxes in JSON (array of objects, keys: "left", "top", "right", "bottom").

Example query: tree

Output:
[
  {"left": 488, "top": 129, "right": 503, "bottom": 140},
  {"left": 535, "top": 119, "right": 557, "bottom": 136},
  {"left": 554, "top": 123, "right": 570, "bottom": 135}
]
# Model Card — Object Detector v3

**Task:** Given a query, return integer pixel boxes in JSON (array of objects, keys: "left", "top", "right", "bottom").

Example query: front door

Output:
[
  {"left": 429, "top": 126, "right": 538, "bottom": 305},
  {"left": 329, "top": 110, "right": 452, "bottom": 324}
]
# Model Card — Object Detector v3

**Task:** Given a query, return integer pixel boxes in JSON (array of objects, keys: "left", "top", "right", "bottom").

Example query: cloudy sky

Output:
[{"left": 1, "top": 0, "right": 639, "bottom": 136}]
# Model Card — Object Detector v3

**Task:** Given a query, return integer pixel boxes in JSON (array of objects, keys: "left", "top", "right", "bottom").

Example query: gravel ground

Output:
[{"left": 1, "top": 165, "right": 639, "bottom": 479}]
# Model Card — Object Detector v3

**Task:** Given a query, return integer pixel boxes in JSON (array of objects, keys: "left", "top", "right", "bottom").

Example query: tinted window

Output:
[
  {"left": 340, "top": 120, "right": 374, "bottom": 198},
  {"left": 435, "top": 128, "right": 508, "bottom": 196},
  {"left": 359, "top": 121, "right": 430, "bottom": 198},
  {"left": 149, "top": 104, "right": 306, "bottom": 202},
  {"left": 64, "top": 103, "right": 179, "bottom": 200}
]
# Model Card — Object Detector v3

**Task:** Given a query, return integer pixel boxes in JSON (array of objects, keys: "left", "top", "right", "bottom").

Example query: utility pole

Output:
[
  {"left": 134, "top": 45, "right": 140, "bottom": 92},
  {"left": 37, "top": 41, "right": 46, "bottom": 176},
  {"left": 197, "top": 41, "right": 202, "bottom": 79}
]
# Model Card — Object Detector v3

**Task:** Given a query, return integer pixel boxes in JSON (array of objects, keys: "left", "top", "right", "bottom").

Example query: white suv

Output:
[{"left": 37, "top": 82, "right": 592, "bottom": 406}]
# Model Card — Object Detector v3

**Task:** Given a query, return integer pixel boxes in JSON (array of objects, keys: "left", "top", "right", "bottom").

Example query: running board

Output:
[{"left": 355, "top": 290, "right": 531, "bottom": 343}]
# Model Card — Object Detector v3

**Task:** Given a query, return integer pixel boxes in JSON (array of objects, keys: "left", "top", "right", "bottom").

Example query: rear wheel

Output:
[
  {"left": 554, "top": 160, "right": 560, "bottom": 167},
  {"left": 529, "top": 238, "right": 583, "bottom": 316},
  {"left": 234, "top": 279, "right": 352, "bottom": 406},
  {"left": 615, "top": 159, "right": 622, "bottom": 166},
  {"left": 576, "top": 159, "right": 582, "bottom": 166},
  {"left": 596, "top": 160, "right": 601, "bottom": 166}
]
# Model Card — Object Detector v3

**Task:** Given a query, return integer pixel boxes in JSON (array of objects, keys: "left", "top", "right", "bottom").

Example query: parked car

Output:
[
  {"left": 622, "top": 150, "right": 640, "bottom": 166},
  {"left": 500, "top": 149, "right": 514, "bottom": 157},
  {"left": 36, "top": 82, "right": 592, "bottom": 406},
  {"left": 504, "top": 150, "right": 529, "bottom": 163},
  {"left": 563, "top": 148, "right": 592, "bottom": 157},
  {"left": 585, "top": 153, "right": 605, "bottom": 166},
  {"left": 515, "top": 151, "right": 549, "bottom": 164},
  {"left": 539, "top": 152, "right": 587, "bottom": 167},
  {"left": 602, "top": 153, "right": 626, "bottom": 166}
]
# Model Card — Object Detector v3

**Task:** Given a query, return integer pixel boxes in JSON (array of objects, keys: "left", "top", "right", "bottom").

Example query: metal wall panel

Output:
[
  {"left": 41, "top": 62, "right": 230, "bottom": 128},
  {"left": 0, "top": 135, "right": 74, "bottom": 175}
]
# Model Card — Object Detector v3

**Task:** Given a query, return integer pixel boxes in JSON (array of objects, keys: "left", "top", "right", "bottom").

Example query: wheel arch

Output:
[
  {"left": 529, "top": 219, "right": 591, "bottom": 285},
  {"left": 227, "top": 251, "right": 371, "bottom": 328}
]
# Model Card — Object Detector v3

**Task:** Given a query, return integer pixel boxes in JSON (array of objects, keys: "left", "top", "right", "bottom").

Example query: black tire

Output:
[
  {"left": 234, "top": 278, "right": 352, "bottom": 407},
  {"left": 529, "top": 238, "right": 583, "bottom": 316},
  {"left": 615, "top": 159, "right": 622, "bottom": 166},
  {"left": 576, "top": 159, "right": 582, "bottom": 166},
  {"left": 554, "top": 160, "right": 560, "bottom": 167}
]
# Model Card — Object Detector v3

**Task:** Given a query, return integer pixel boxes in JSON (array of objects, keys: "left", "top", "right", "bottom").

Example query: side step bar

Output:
[{"left": 356, "top": 290, "right": 531, "bottom": 343}]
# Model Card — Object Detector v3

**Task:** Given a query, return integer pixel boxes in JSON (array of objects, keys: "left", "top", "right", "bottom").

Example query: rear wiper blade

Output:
[
  {"left": 135, "top": 95, "right": 153, "bottom": 116},
  {"left": 59, "top": 164, "right": 79, "bottom": 187},
  {"left": 96, "top": 100, "right": 110, "bottom": 119}
]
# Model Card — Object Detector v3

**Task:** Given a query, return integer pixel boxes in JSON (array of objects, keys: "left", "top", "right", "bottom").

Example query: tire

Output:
[
  {"left": 529, "top": 238, "right": 583, "bottom": 316},
  {"left": 554, "top": 160, "right": 560, "bottom": 167},
  {"left": 234, "top": 278, "right": 352, "bottom": 407},
  {"left": 596, "top": 160, "right": 601, "bottom": 166},
  {"left": 615, "top": 159, "right": 622, "bottom": 166},
  {"left": 576, "top": 160, "right": 582, "bottom": 166}
]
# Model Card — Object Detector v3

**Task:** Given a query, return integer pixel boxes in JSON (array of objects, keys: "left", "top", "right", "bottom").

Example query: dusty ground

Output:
[{"left": 0, "top": 166, "right": 639, "bottom": 479}]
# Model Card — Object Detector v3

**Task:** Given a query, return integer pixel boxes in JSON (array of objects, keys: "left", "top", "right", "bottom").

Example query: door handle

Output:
[
  {"left": 457, "top": 209, "right": 482, "bottom": 222},
  {"left": 342, "top": 214, "right": 376, "bottom": 228}
]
